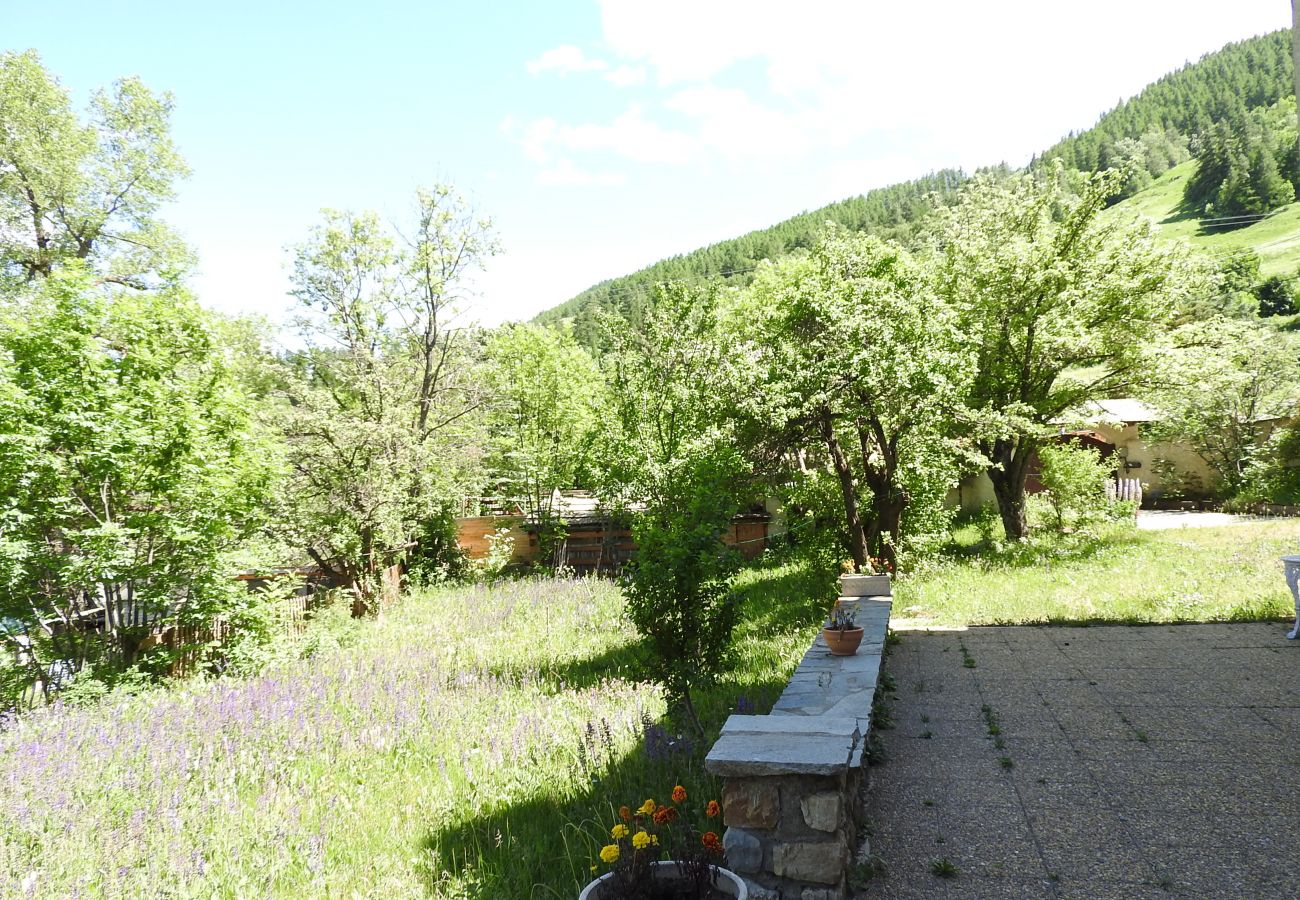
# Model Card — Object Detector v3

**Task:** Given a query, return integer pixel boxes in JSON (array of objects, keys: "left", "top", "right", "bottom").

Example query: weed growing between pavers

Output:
[{"left": 930, "top": 857, "right": 959, "bottom": 878}]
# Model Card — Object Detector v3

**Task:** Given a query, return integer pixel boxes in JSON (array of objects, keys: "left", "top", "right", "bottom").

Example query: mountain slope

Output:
[
  {"left": 1112, "top": 159, "right": 1300, "bottom": 278},
  {"left": 534, "top": 169, "right": 972, "bottom": 344},
  {"left": 537, "top": 29, "right": 1296, "bottom": 339}
]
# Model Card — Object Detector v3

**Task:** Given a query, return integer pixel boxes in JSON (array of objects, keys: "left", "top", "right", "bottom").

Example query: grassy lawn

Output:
[
  {"left": 0, "top": 556, "right": 835, "bottom": 899},
  {"left": 895, "top": 519, "right": 1300, "bottom": 627}
]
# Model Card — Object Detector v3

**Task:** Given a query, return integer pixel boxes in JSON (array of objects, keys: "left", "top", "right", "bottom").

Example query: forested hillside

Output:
[
  {"left": 539, "top": 29, "right": 1296, "bottom": 341},
  {"left": 1039, "top": 30, "right": 1291, "bottom": 174},
  {"left": 535, "top": 169, "right": 972, "bottom": 344}
]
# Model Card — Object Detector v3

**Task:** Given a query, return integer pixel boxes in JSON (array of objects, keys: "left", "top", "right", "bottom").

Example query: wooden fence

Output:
[{"left": 148, "top": 593, "right": 315, "bottom": 678}]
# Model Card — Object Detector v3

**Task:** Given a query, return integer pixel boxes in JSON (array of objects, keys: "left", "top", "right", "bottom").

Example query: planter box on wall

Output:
[{"left": 838, "top": 574, "right": 891, "bottom": 597}]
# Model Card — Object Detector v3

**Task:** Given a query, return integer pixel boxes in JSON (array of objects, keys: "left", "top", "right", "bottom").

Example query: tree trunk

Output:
[
  {"left": 818, "top": 410, "right": 868, "bottom": 572},
  {"left": 987, "top": 440, "right": 1034, "bottom": 540},
  {"left": 679, "top": 687, "right": 705, "bottom": 740},
  {"left": 865, "top": 487, "right": 905, "bottom": 571}
]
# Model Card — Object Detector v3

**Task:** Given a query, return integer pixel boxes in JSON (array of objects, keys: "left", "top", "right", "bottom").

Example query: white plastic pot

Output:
[{"left": 578, "top": 861, "right": 748, "bottom": 900}]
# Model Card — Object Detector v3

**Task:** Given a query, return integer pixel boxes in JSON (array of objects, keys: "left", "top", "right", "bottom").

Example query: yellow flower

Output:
[
  {"left": 638, "top": 799, "right": 656, "bottom": 815},
  {"left": 632, "top": 831, "right": 651, "bottom": 850},
  {"left": 599, "top": 844, "right": 620, "bottom": 864},
  {"left": 651, "top": 834, "right": 659, "bottom": 846},
  {"left": 611, "top": 824, "right": 629, "bottom": 839}
]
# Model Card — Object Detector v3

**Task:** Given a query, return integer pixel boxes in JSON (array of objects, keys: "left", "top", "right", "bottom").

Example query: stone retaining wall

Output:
[{"left": 705, "top": 575, "right": 891, "bottom": 900}]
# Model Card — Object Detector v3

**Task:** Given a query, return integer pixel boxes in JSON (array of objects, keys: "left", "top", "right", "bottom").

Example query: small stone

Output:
[
  {"left": 722, "top": 780, "right": 780, "bottom": 829},
  {"left": 746, "top": 885, "right": 779, "bottom": 900},
  {"left": 722, "top": 827, "right": 763, "bottom": 874},
  {"left": 800, "top": 792, "right": 842, "bottom": 833},
  {"left": 773, "top": 840, "right": 848, "bottom": 885}
]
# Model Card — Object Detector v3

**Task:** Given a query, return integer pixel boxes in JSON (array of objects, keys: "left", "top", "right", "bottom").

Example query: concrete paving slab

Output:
[{"left": 856, "top": 623, "right": 1300, "bottom": 899}]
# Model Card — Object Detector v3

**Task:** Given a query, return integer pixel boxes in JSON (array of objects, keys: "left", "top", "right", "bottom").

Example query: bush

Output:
[
  {"left": 1256, "top": 275, "right": 1298, "bottom": 317},
  {"left": 406, "top": 506, "right": 469, "bottom": 586},
  {"left": 1241, "top": 423, "right": 1300, "bottom": 505},
  {"left": 1036, "top": 443, "right": 1114, "bottom": 532}
]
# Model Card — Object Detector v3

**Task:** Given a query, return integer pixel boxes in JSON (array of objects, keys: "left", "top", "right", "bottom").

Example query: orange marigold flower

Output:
[
  {"left": 706, "top": 800, "right": 720, "bottom": 818},
  {"left": 672, "top": 785, "right": 687, "bottom": 803},
  {"left": 653, "top": 806, "right": 678, "bottom": 825},
  {"left": 618, "top": 806, "right": 631, "bottom": 822},
  {"left": 702, "top": 831, "right": 723, "bottom": 854}
]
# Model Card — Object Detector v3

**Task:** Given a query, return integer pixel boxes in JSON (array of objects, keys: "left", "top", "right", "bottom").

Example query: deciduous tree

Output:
[
  {"left": 482, "top": 322, "right": 602, "bottom": 564},
  {"left": 1147, "top": 319, "right": 1300, "bottom": 497},
  {"left": 932, "top": 166, "right": 1209, "bottom": 540},
  {"left": 0, "top": 268, "right": 277, "bottom": 696},
  {"left": 280, "top": 188, "right": 495, "bottom": 611},
  {"left": 740, "top": 231, "right": 971, "bottom": 571},
  {"left": 0, "top": 50, "right": 190, "bottom": 289},
  {"left": 599, "top": 285, "right": 748, "bottom": 735}
]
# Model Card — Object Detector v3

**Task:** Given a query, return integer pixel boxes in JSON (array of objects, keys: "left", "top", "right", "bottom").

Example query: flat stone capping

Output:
[
  {"left": 705, "top": 715, "right": 861, "bottom": 777},
  {"left": 704, "top": 575, "right": 893, "bottom": 900}
]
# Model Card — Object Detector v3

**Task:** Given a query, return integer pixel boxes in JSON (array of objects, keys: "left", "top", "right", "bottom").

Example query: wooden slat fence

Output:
[{"left": 161, "top": 593, "right": 315, "bottom": 678}]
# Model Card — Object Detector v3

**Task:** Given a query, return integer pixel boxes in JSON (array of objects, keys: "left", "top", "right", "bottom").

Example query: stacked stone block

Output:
[{"left": 704, "top": 575, "right": 891, "bottom": 900}]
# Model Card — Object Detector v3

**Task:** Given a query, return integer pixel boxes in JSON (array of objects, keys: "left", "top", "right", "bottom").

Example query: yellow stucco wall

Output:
[{"left": 949, "top": 424, "right": 1222, "bottom": 513}]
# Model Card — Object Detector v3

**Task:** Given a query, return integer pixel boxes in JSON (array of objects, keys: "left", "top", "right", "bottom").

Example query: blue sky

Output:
[{"left": 2, "top": 1, "right": 1289, "bottom": 328}]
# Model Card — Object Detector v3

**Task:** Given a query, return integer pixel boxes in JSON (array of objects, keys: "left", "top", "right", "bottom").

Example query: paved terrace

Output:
[{"left": 860, "top": 623, "right": 1299, "bottom": 899}]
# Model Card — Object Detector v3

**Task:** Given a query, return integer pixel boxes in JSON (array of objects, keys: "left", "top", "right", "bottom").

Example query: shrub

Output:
[
  {"left": 1256, "top": 275, "right": 1298, "bottom": 318},
  {"left": 1036, "top": 443, "right": 1114, "bottom": 532},
  {"left": 1241, "top": 423, "right": 1300, "bottom": 505}
]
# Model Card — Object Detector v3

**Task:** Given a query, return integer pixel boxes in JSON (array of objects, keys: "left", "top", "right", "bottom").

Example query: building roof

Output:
[{"left": 1063, "top": 398, "right": 1161, "bottom": 425}]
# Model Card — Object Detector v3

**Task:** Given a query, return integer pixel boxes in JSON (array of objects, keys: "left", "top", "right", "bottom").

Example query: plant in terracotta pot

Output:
[
  {"left": 822, "top": 606, "right": 864, "bottom": 656},
  {"left": 580, "top": 785, "right": 747, "bottom": 899}
]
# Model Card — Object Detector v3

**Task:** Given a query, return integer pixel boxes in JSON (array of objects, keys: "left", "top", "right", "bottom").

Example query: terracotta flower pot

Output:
[
  {"left": 823, "top": 626, "right": 864, "bottom": 656},
  {"left": 579, "top": 861, "right": 748, "bottom": 899}
]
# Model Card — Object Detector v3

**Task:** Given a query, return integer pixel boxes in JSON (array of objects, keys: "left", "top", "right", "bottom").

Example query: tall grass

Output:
[{"left": 0, "top": 554, "right": 836, "bottom": 899}]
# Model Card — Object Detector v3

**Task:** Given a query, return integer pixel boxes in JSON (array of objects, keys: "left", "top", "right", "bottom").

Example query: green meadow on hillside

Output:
[{"left": 1115, "top": 159, "right": 1300, "bottom": 278}]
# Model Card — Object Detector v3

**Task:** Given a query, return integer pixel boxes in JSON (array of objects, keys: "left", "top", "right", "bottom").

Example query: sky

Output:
[{"left": 1, "top": 1, "right": 1290, "bottom": 329}]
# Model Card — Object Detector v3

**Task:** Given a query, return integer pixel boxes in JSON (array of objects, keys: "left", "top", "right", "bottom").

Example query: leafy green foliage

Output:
[
  {"left": 280, "top": 188, "right": 496, "bottom": 610},
  {"left": 0, "top": 50, "right": 191, "bottom": 289},
  {"left": 482, "top": 322, "right": 603, "bottom": 562},
  {"left": 738, "top": 231, "right": 971, "bottom": 570},
  {"left": 1241, "top": 421, "right": 1300, "bottom": 505},
  {"left": 931, "top": 165, "right": 1211, "bottom": 538},
  {"left": 0, "top": 268, "right": 278, "bottom": 699},
  {"left": 1034, "top": 444, "right": 1114, "bottom": 532},
  {"left": 600, "top": 285, "right": 750, "bottom": 732},
  {"left": 1147, "top": 318, "right": 1300, "bottom": 497}
]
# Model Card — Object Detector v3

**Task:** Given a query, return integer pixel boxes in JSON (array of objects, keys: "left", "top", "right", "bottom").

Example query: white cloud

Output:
[
  {"left": 506, "top": 105, "right": 698, "bottom": 166},
  {"left": 525, "top": 44, "right": 608, "bottom": 77},
  {"left": 536, "top": 158, "right": 627, "bottom": 187},
  {"left": 508, "top": 2, "right": 1287, "bottom": 187},
  {"left": 604, "top": 64, "right": 647, "bottom": 87}
]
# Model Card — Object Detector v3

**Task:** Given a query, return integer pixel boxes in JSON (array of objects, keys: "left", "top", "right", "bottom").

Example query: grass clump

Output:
[{"left": 930, "top": 857, "right": 959, "bottom": 878}]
